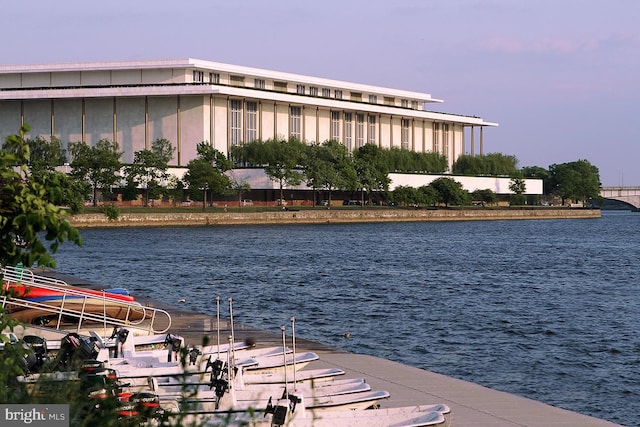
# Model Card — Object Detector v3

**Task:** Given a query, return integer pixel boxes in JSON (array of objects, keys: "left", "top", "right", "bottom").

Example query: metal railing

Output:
[{"left": 1, "top": 265, "right": 171, "bottom": 334}]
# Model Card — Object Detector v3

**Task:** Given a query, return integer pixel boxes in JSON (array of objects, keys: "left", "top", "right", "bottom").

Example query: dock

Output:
[{"left": 17, "top": 269, "right": 621, "bottom": 427}]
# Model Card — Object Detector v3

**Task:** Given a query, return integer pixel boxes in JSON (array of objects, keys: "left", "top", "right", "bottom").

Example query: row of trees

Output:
[{"left": 3, "top": 130, "right": 602, "bottom": 210}]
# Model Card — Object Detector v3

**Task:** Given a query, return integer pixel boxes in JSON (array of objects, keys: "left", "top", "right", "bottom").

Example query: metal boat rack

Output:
[{"left": 1, "top": 265, "right": 171, "bottom": 334}]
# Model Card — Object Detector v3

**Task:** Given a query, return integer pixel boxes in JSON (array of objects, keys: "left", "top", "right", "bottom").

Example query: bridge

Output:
[{"left": 600, "top": 187, "right": 640, "bottom": 209}]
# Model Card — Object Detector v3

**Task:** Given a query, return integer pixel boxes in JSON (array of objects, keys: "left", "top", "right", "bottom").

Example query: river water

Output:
[{"left": 51, "top": 210, "right": 639, "bottom": 426}]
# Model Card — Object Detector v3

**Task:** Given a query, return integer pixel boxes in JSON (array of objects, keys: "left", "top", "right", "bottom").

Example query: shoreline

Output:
[{"left": 68, "top": 208, "right": 601, "bottom": 228}]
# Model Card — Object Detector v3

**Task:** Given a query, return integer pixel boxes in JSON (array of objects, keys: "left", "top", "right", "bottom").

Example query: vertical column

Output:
[
  {"left": 112, "top": 97, "right": 117, "bottom": 145},
  {"left": 258, "top": 100, "right": 263, "bottom": 141},
  {"left": 145, "top": 96, "right": 149, "bottom": 149},
  {"left": 81, "top": 99, "right": 86, "bottom": 143},
  {"left": 210, "top": 94, "right": 214, "bottom": 148},
  {"left": 316, "top": 107, "right": 319, "bottom": 143},
  {"left": 177, "top": 95, "right": 181, "bottom": 166},
  {"left": 51, "top": 100, "right": 55, "bottom": 138},
  {"left": 470, "top": 125, "right": 475, "bottom": 156},
  {"left": 226, "top": 97, "right": 231, "bottom": 151},
  {"left": 451, "top": 124, "right": 456, "bottom": 170},
  {"left": 273, "top": 102, "right": 277, "bottom": 139},
  {"left": 302, "top": 105, "right": 305, "bottom": 141},
  {"left": 411, "top": 119, "right": 415, "bottom": 151}
]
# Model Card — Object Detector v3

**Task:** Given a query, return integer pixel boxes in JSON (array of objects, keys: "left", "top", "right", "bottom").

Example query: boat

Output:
[
  {"left": 1, "top": 265, "right": 149, "bottom": 325},
  {"left": 4, "top": 283, "right": 134, "bottom": 302},
  {"left": 254, "top": 399, "right": 451, "bottom": 427},
  {"left": 240, "top": 367, "right": 346, "bottom": 385}
]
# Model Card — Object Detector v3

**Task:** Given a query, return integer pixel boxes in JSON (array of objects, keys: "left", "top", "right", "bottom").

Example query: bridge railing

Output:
[{"left": 600, "top": 187, "right": 640, "bottom": 197}]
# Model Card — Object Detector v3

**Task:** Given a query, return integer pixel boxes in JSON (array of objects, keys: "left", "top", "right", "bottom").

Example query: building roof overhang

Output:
[
  {"left": 0, "top": 83, "right": 497, "bottom": 127},
  {"left": 0, "top": 58, "right": 444, "bottom": 104}
]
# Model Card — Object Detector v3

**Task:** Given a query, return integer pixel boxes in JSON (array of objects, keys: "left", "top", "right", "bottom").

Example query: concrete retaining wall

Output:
[{"left": 67, "top": 208, "right": 601, "bottom": 228}]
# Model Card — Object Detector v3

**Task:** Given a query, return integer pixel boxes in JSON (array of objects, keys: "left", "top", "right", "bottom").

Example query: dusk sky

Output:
[{"left": 2, "top": 0, "right": 639, "bottom": 186}]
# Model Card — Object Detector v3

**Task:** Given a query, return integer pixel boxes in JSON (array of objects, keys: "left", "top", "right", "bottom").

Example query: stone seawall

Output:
[{"left": 67, "top": 208, "right": 601, "bottom": 228}]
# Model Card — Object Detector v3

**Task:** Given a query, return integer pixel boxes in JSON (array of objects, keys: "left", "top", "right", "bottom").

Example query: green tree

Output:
[
  {"left": 0, "top": 125, "right": 82, "bottom": 268},
  {"left": 429, "top": 177, "right": 470, "bottom": 207},
  {"left": 25, "top": 135, "right": 67, "bottom": 175},
  {"left": 509, "top": 175, "right": 527, "bottom": 206},
  {"left": 8, "top": 136, "right": 86, "bottom": 213},
  {"left": 549, "top": 159, "right": 601, "bottom": 206},
  {"left": 384, "top": 147, "right": 447, "bottom": 173},
  {"left": 392, "top": 185, "right": 424, "bottom": 206},
  {"left": 418, "top": 184, "right": 439, "bottom": 207},
  {"left": 471, "top": 188, "right": 497, "bottom": 206},
  {"left": 125, "top": 138, "right": 175, "bottom": 206},
  {"left": 304, "top": 140, "right": 358, "bottom": 206},
  {"left": 230, "top": 139, "right": 268, "bottom": 166},
  {"left": 452, "top": 153, "right": 519, "bottom": 176},
  {"left": 354, "top": 144, "right": 391, "bottom": 205},
  {"left": 183, "top": 142, "right": 232, "bottom": 210},
  {"left": 229, "top": 172, "right": 252, "bottom": 208},
  {"left": 69, "top": 139, "right": 122, "bottom": 207},
  {"left": 262, "top": 138, "right": 306, "bottom": 203}
]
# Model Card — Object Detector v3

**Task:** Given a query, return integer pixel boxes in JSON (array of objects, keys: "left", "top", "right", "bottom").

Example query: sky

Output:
[{"left": 2, "top": 0, "right": 639, "bottom": 186}]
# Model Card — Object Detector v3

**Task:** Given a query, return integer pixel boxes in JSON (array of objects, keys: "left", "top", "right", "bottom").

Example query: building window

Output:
[
  {"left": 230, "top": 100, "right": 242, "bottom": 146},
  {"left": 331, "top": 111, "right": 340, "bottom": 141},
  {"left": 290, "top": 106, "right": 302, "bottom": 140},
  {"left": 254, "top": 79, "right": 265, "bottom": 89},
  {"left": 334, "top": 90, "right": 343, "bottom": 100},
  {"left": 230, "top": 75, "right": 245, "bottom": 87},
  {"left": 368, "top": 94, "right": 378, "bottom": 104},
  {"left": 350, "top": 92, "right": 362, "bottom": 102},
  {"left": 356, "top": 114, "right": 364, "bottom": 148},
  {"left": 274, "top": 81, "right": 288, "bottom": 92},
  {"left": 384, "top": 96, "right": 395, "bottom": 106},
  {"left": 433, "top": 123, "right": 440, "bottom": 153},
  {"left": 322, "top": 88, "right": 331, "bottom": 98},
  {"left": 368, "top": 116, "right": 376, "bottom": 144},
  {"left": 411, "top": 101, "right": 419, "bottom": 110},
  {"left": 193, "top": 70, "right": 204, "bottom": 82},
  {"left": 401, "top": 119, "right": 410, "bottom": 150},
  {"left": 309, "top": 86, "right": 318, "bottom": 96},
  {"left": 210, "top": 73, "right": 220, "bottom": 84},
  {"left": 296, "top": 84, "right": 306, "bottom": 95},
  {"left": 401, "top": 99, "right": 409, "bottom": 108},
  {"left": 245, "top": 102, "right": 258, "bottom": 143},
  {"left": 344, "top": 112, "right": 353, "bottom": 152}
]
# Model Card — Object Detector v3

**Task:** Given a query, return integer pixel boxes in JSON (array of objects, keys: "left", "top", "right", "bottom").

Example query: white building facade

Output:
[{"left": 0, "top": 58, "right": 497, "bottom": 169}]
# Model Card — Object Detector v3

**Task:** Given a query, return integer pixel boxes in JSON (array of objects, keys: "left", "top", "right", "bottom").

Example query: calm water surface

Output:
[{"left": 53, "top": 211, "right": 639, "bottom": 426}]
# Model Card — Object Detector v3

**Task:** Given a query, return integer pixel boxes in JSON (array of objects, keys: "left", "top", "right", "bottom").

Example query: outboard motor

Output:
[
  {"left": 265, "top": 393, "right": 302, "bottom": 426},
  {"left": 58, "top": 333, "right": 100, "bottom": 370},
  {"left": 265, "top": 396, "right": 290, "bottom": 426},
  {"left": 1, "top": 340, "right": 38, "bottom": 375},
  {"left": 164, "top": 334, "right": 182, "bottom": 362},
  {"left": 188, "top": 347, "right": 201, "bottom": 365},
  {"left": 130, "top": 392, "right": 163, "bottom": 421},
  {"left": 79, "top": 359, "right": 106, "bottom": 376},
  {"left": 22, "top": 335, "right": 48, "bottom": 373}
]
